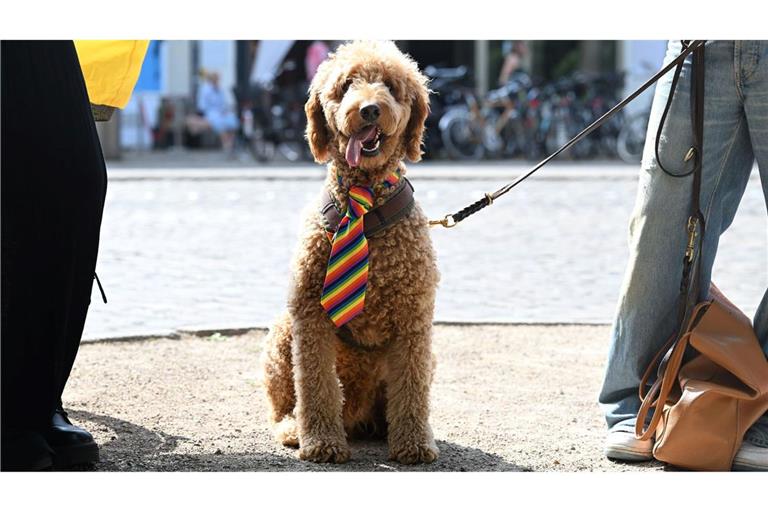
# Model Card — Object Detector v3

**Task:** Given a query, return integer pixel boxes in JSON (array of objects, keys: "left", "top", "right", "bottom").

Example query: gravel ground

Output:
[{"left": 64, "top": 324, "right": 663, "bottom": 472}]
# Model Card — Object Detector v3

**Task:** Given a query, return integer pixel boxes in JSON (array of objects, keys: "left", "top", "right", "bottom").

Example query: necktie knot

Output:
[{"left": 347, "top": 186, "right": 373, "bottom": 219}]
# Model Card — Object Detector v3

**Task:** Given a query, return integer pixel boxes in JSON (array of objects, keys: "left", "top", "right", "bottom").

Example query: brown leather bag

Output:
[
  {"left": 636, "top": 286, "right": 768, "bottom": 471},
  {"left": 634, "top": 42, "right": 768, "bottom": 471}
]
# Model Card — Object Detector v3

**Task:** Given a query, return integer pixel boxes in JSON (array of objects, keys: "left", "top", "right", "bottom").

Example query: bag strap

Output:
[
  {"left": 638, "top": 332, "right": 677, "bottom": 401},
  {"left": 635, "top": 301, "right": 710, "bottom": 439},
  {"left": 635, "top": 41, "right": 707, "bottom": 441},
  {"left": 636, "top": 333, "right": 690, "bottom": 440}
]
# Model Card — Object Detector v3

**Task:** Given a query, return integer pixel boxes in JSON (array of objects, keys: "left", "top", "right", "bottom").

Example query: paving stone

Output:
[{"left": 83, "top": 166, "right": 766, "bottom": 339}]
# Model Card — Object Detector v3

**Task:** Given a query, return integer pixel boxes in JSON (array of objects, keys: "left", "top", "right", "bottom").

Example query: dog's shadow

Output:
[{"left": 70, "top": 410, "right": 528, "bottom": 472}]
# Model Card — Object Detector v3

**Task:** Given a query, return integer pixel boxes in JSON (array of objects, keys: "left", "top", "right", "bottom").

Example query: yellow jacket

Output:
[{"left": 74, "top": 40, "right": 149, "bottom": 109}]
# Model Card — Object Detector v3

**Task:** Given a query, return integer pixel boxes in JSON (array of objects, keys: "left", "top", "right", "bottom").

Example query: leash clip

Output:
[{"left": 429, "top": 214, "right": 457, "bottom": 229}]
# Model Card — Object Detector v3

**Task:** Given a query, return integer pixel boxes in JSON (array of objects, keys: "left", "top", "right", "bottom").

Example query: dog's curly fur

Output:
[{"left": 260, "top": 41, "right": 440, "bottom": 464}]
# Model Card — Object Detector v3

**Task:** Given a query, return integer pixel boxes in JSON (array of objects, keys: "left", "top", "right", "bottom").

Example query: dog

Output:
[{"left": 260, "top": 41, "right": 439, "bottom": 464}]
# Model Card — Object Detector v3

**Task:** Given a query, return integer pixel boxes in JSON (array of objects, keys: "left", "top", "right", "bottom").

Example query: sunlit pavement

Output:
[{"left": 84, "top": 159, "right": 765, "bottom": 339}]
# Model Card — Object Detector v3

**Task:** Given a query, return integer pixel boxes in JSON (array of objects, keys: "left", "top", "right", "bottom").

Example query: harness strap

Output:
[
  {"left": 321, "top": 174, "right": 415, "bottom": 346},
  {"left": 321, "top": 176, "right": 415, "bottom": 238},
  {"left": 336, "top": 324, "right": 381, "bottom": 352}
]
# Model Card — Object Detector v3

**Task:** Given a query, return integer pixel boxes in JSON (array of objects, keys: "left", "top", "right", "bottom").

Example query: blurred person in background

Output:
[
  {"left": 305, "top": 40, "right": 330, "bottom": 81},
  {"left": 498, "top": 41, "right": 528, "bottom": 86},
  {"left": 153, "top": 97, "right": 177, "bottom": 149},
  {"left": 196, "top": 71, "right": 239, "bottom": 155}
]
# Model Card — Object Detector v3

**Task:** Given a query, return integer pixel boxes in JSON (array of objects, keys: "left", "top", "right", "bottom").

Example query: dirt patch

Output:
[{"left": 64, "top": 325, "right": 661, "bottom": 471}]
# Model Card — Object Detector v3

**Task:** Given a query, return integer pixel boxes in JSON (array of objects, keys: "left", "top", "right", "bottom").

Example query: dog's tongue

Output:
[{"left": 345, "top": 125, "right": 378, "bottom": 168}]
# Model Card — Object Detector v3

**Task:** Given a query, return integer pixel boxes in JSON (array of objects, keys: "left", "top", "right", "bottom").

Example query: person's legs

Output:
[
  {"left": 221, "top": 112, "right": 239, "bottom": 155},
  {"left": 221, "top": 130, "right": 236, "bottom": 153},
  {"left": 1, "top": 41, "right": 106, "bottom": 470},
  {"left": 742, "top": 41, "right": 768, "bottom": 358},
  {"left": 734, "top": 41, "right": 768, "bottom": 465},
  {"left": 599, "top": 41, "right": 757, "bottom": 439}
]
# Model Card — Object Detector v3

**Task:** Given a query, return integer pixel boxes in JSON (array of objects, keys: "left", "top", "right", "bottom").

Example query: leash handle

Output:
[
  {"left": 429, "top": 193, "right": 494, "bottom": 227},
  {"left": 452, "top": 193, "right": 493, "bottom": 222},
  {"left": 429, "top": 40, "right": 706, "bottom": 228}
]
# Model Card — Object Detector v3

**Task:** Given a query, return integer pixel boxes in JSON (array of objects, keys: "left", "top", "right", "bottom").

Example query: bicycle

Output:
[
  {"left": 616, "top": 107, "right": 650, "bottom": 164},
  {"left": 440, "top": 73, "right": 532, "bottom": 160}
]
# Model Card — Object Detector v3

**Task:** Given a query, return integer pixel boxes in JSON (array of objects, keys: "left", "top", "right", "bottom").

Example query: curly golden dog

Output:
[{"left": 260, "top": 41, "right": 440, "bottom": 464}]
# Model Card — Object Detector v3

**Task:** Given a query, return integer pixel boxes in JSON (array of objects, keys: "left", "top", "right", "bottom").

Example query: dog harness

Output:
[{"left": 320, "top": 168, "right": 413, "bottom": 327}]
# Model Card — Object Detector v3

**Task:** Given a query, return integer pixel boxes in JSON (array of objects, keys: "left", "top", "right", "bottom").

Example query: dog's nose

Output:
[{"left": 360, "top": 103, "right": 381, "bottom": 123}]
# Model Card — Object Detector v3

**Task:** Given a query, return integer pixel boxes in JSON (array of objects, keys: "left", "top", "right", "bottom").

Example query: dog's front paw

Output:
[
  {"left": 274, "top": 416, "right": 299, "bottom": 448},
  {"left": 298, "top": 437, "right": 351, "bottom": 464},
  {"left": 389, "top": 440, "right": 440, "bottom": 465}
]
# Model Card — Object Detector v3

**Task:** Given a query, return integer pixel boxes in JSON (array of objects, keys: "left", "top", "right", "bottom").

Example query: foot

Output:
[
  {"left": 298, "top": 437, "right": 351, "bottom": 463},
  {"left": 43, "top": 408, "right": 99, "bottom": 469},
  {"left": 0, "top": 430, "right": 54, "bottom": 471},
  {"left": 732, "top": 442, "right": 768, "bottom": 471},
  {"left": 733, "top": 417, "right": 768, "bottom": 471},
  {"left": 389, "top": 440, "right": 439, "bottom": 465},
  {"left": 604, "top": 422, "right": 653, "bottom": 462},
  {"left": 274, "top": 416, "right": 299, "bottom": 448}
]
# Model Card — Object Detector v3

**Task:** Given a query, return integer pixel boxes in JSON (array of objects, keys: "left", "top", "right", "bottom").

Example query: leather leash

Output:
[
  {"left": 429, "top": 40, "right": 707, "bottom": 229},
  {"left": 636, "top": 40, "right": 707, "bottom": 440}
]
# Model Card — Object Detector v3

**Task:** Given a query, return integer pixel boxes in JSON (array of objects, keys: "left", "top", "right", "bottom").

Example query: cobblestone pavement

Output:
[{"left": 83, "top": 163, "right": 766, "bottom": 339}]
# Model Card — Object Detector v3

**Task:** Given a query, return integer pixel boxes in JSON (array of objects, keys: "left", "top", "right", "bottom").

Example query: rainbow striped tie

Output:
[{"left": 321, "top": 170, "right": 400, "bottom": 327}]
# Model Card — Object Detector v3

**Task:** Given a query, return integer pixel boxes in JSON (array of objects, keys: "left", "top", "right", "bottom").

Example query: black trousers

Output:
[{"left": 1, "top": 41, "right": 107, "bottom": 431}]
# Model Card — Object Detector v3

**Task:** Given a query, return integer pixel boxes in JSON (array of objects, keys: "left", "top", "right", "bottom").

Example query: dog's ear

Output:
[
  {"left": 404, "top": 74, "right": 430, "bottom": 162},
  {"left": 305, "top": 77, "right": 331, "bottom": 163}
]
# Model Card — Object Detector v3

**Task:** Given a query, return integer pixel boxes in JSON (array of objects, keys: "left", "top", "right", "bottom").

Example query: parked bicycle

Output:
[
  {"left": 235, "top": 78, "right": 313, "bottom": 163},
  {"left": 422, "top": 65, "right": 475, "bottom": 159},
  {"left": 616, "top": 107, "right": 650, "bottom": 164},
  {"left": 439, "top": 70, "right": 630, "bottom": 162}
]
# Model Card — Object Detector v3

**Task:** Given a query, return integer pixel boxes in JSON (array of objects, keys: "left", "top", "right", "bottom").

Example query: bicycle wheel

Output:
[
  {"left": 482, "top": 121, "right": 504, "bottom": 158},
  {"left": 439, "top": 108, "right": 485, "bottom": 161},
  {"left": 500, "top": 118, "right": 525, "bottom": 158},
  {"left": 571, "top": 108, "right": 596, "bottom": 159},
  {"left": 247, "top": 128, "right": 274, "bottom": 162},
  {"left": 616, "top": 111, "right": 649, "bottom": 164},
  {"left": 544, "top": 113, "right": 572, "bottom": 158}
]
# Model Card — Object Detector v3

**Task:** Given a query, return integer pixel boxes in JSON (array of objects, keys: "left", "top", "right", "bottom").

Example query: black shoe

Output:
[
  {"left": 44, "top": 408, "right": 99, "bottom": 469},
  {"left": 1, "top": 430, "right": 54, "bottom": 471}
]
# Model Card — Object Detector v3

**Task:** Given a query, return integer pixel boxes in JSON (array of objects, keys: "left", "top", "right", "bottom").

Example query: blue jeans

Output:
[{"left": 599, "top": 40, "right": 768, "bottom": 430}]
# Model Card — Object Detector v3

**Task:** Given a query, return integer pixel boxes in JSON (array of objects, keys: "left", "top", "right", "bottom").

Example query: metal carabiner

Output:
[{"left": 429, "top": 214, "right": 457, "bottom": 229}]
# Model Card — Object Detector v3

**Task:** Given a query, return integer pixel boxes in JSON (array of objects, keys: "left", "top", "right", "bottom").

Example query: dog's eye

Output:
[
  {"left": 384, "top": 80, "right": 398, "bottom": 97},
  {"left": 340, "top": 78, "right": 353, "bottom": 95}
]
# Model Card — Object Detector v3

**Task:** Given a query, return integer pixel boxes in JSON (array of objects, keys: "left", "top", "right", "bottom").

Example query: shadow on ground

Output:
[{"left": 72, "top": 410, "right": 528, "bottom": 472}]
